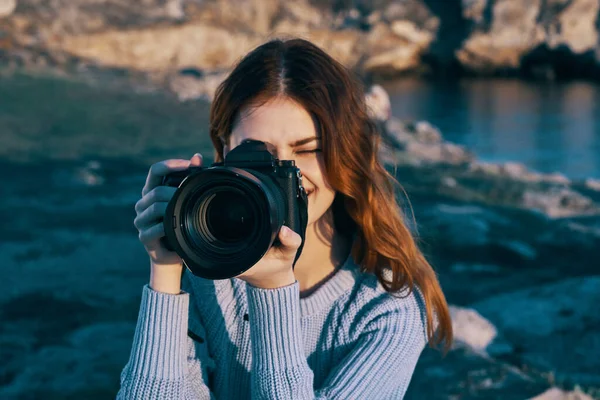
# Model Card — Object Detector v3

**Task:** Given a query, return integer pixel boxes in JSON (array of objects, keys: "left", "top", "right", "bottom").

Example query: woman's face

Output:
[{"left": 226, "top": 97, "right": 335, "bottom": 226}]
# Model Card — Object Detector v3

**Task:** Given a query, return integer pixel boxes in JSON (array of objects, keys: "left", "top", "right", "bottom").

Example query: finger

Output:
[
  {"left": 139, "top": 222, "right": 166, "bottom": 245},
  {"left": 142, "top": 159, "right": 191, "bottom": 196},
  {"left": 190, "top": 153, "right": 203, "bottom": 167},
  {"left": 277, "top": 225, "right": 302, "bottom": 251},
  {"left": 135, "top": 186, "right": 177, "bottom": 214},
  {"left": 134, "top": 202, "right": 168, "bottom": 231}
]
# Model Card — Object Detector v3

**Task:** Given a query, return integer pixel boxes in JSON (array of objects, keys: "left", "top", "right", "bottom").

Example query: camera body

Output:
[{"left": 161, "top": 139, "right": 308, "bottom": 280}]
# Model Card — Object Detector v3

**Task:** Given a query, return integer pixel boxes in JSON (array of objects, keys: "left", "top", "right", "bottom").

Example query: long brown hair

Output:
[{"left": 209, "top": 38, "right": 452, "bottom": 352}]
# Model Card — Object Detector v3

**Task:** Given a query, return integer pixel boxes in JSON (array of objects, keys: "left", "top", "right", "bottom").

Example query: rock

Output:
[
  {"left": 469, "top": 161, "right": 538, "bottom": 181},
  {"left": 415, "top": 202, "right": 548, "bottom": 265},
  {"left": 365, "top": 84, "right": 391, "bottom": 122},
  {"left": 449, "top": 305, "right": 498, "bottom": 352},
  {"left": 419, "top": 203, "right": 495, "bottom": 248},
  {"left": 0, "top": 0, "right": 16, "bottom": 18},
  {"left": 209, "top": 0, "right": 280, "bottom": 35},
  {"left": 7, "top": 0, "right": 195, "bottom": 35},
  {"left": 165, "top": 0, "right": 185, "bottom": 20},
  {"left": 413, "top": 121, "right": 442, "bottom": 143},
  {"left": 458, "top": 0, "right": 544, "bottom": 72},
  {"left": 406, "top": 346, "right": 549, "bottom": 399},
  {"left": 457, "top": 0, "right": 600, "bottom": 77},
  {"left": 502, "top": 162, "right": 528, "bottom": 178},
  {"left": 275, "top": 0, "right": 326, "bottom": 31},
  {"left": 0, "top": 322, "right": 135, "bottom": 397},
  {"left": 495, "top": 240, "right": 537, "bottom": 261},
  {"left": 544, "top": 0, "right": 599, "bottom": 53},
  {"left": 529, "top": 387, "right": 596, "bottom": 400},
  {"left": 542, "top": 172, "right": 570, "bottom": 185},
  {"left": 395, "top": 120, "right": 444, "bottom": 144},
  {"left": 461, "top": 0, "right": 487, "bottom": 24},
  {"left": 19, "top": 0, "right": 365, "bottom": 74},
  {"left": 58, "top": 24, "right": 263, "bottom": 72},
  {"left": 440, "top": 176, "right": 457, "bottom": 188},
  {"left": 362, "top": 18, "right": 437, "bottom": 75},
  {"left": 390, "top": 19, "right": 436, "bottom": 47},
  {"left": 536, "top": 219, "right": 600, "bottom": 254},
  {"left": 470, "top": 162, "right": 503, "bottom": 176},
  {"left": 585, "top": 178, "right": 600, "bottom": 191},
  {"left": 472, "top": 277, "right": 600, "bottom": 388},
  {"left": 382, "top": 117, "right": 474, "bottom": 166},
  {"left": 522, "top": 187, "right": 595, "bottom": 218},
  {"left": 397, "top": 140, "right": 472, "bottom": 166},
  {"left": 4, "top": 0, "right": 600, "bottom": 79},
  {"left": 167, "top": 69, "right": 229, "bottom": 101},
  {"left": 389, "top": 150, "right": 600, "bottom": 218}
]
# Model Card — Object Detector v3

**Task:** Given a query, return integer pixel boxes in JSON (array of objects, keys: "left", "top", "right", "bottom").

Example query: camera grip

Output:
[{"left": 278, "top": 172, "right": 308, "bottom": 269}]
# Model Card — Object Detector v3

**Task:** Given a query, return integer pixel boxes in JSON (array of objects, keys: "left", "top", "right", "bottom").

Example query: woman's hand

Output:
[
  {"left": 235, "top": 225, "right": 302, "bottom": 289},
  {"left": 134, "top": 153, "right": 203, "bottom": 293}
]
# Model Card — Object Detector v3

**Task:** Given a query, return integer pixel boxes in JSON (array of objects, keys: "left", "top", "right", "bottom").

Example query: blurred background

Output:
[{"left": 0, "top": 0, "right": 599, "bottom": 399}]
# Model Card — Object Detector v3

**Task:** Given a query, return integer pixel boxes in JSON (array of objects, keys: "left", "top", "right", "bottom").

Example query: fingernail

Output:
[{"left": 281, "top": 226, "right": 290, "bottom": 237}]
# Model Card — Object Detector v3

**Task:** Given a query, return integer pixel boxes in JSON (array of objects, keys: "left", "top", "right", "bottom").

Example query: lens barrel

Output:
[{"left": 164, "top": 167, "right": 286, "bottom": 279}]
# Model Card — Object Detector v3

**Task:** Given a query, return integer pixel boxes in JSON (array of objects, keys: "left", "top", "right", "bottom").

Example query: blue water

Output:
[{"left": 385, "top": 79, "right": 600, "bottom": 180}]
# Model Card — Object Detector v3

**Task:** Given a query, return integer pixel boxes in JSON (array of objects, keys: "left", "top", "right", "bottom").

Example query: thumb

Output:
[
  {"left": 190, "top": 153, "right": 203, "bottom": 167},
  {"left": 278, "top": 225, "right": 302, "bottom": 250}
]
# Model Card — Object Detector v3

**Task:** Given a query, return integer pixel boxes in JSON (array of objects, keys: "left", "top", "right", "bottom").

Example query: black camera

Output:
[{"left": 161, "top": 139, "right": 308, "bottom": 280}]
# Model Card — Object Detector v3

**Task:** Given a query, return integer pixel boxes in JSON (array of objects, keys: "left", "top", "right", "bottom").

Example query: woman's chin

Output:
[
  {"left": 304, "top": 193, "right": 335, "bottom": 228},
  {"left": 305, "top": 206, "right": 324, "bottom": 227}
]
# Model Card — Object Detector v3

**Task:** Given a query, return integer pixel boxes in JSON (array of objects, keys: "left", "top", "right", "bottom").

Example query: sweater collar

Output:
[
  {"left": 298, "top": 254, "right": 361, "bottom": 316},
  {"left": 230, "top": 254, "right": 363, "bottom": 316}
]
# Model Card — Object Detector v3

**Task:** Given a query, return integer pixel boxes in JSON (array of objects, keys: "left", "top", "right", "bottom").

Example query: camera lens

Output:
[
  {"left": 203, "top": 190, "right": 255, "bottom": 243},
  {"left": 164, "top": 167, "right": 286, "bottom": 279},
  {"left": 189, "top": 186, "right": 260, "bottom": 252}
]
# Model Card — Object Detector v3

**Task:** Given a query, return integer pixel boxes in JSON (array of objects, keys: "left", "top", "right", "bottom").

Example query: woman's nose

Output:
[{"left": 273, "top": 147, "right": 293, "bottom": 161}]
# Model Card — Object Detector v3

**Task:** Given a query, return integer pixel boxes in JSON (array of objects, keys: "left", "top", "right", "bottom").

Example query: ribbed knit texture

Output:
[{"left": 117, "top": 256, "right": 428, "bottom": 399}]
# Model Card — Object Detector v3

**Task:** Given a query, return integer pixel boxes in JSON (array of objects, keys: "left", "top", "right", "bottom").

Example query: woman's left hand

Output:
[{"left": 235, "top": 225, "right": 302, "bottom": 289}]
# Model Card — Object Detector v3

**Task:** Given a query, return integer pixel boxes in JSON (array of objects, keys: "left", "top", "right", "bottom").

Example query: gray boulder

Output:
[{"left": 472, "top": 277, "right": 600, "bottom": 388}]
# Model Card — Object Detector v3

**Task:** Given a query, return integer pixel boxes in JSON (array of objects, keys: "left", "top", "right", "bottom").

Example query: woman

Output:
[{"left": 118, "top": 38, "right": 452, "bottom": 399}]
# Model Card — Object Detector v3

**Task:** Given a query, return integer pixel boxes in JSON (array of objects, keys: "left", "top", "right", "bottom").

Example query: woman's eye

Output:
[{"left": 296, "top": 149, "right": 322, "bottom": 154}]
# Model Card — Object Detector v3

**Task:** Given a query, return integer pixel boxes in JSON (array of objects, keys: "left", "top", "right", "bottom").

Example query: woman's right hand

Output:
[{"left": 134, "top": 153, "right": 203, "bottom": 293}]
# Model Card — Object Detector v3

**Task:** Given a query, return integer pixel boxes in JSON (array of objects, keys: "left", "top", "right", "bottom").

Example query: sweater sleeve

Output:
[
  {"left": 116, "top": 284, "right": 216, "bottom": 399},
  {"left": 245, "top": 281, "right": 427, "bottom": 400}
]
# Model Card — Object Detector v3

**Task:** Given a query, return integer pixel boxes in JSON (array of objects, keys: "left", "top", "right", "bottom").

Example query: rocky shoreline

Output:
[
  {"left": 0, "top": 68, "right": 597, "bottom": 399},
  {"left": 381, "top": 118, "right": 600, "bottom": 218}
]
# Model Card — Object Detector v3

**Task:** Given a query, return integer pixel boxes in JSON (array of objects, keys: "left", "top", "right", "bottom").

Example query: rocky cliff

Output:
[{"left": 1, "top": 0, "right": 599, "bottom": 80}]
